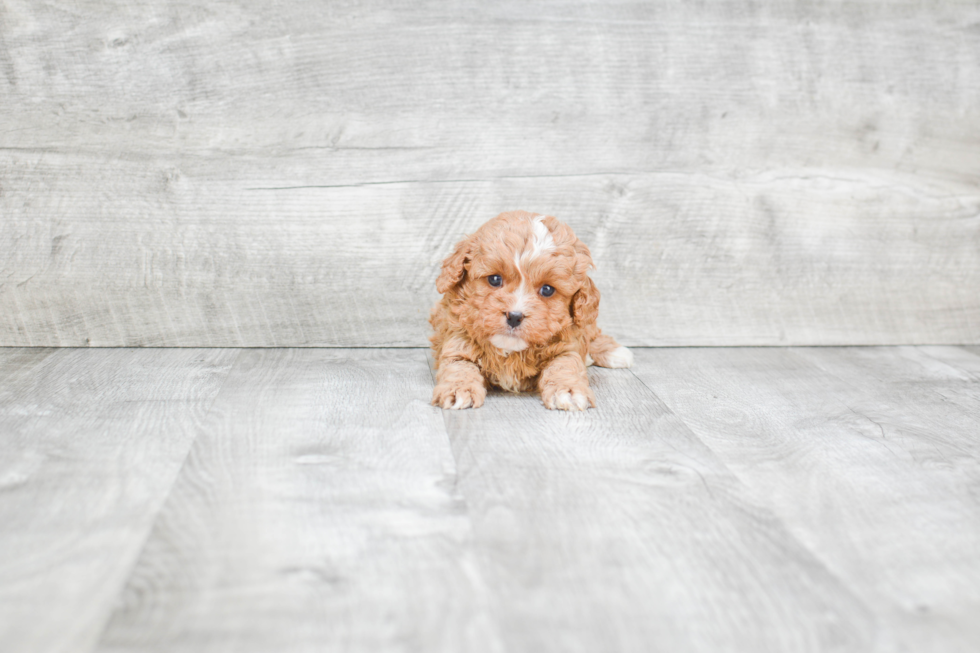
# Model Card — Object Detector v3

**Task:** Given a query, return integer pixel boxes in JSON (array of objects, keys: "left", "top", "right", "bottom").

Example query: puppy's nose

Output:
[{"left": 506, "top": 311, "right": 524, "bottom": 328}]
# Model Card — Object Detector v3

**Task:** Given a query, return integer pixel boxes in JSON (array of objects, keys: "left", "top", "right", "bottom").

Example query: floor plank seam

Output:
[
  {"left": 420, "top": 348, "right": 514, "bottom": 645},
  {"left": 794, "top": 346, "right": 980, "bottom": 428},
  {"left": 622, "top": 361, "right": 885, "bottom": 616},
  {"left": 82, "top": 349, "right": 246, "bottom": 653}
]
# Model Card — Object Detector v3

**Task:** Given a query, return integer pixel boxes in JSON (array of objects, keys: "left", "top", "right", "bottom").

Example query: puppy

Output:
[{"left": 430, "top": 210, "right": 632, "bottom": 411}]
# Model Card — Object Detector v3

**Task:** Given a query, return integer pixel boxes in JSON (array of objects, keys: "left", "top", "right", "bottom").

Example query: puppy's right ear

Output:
[{"left": 436, "top": 235, "right": 474, "bottom": 294}]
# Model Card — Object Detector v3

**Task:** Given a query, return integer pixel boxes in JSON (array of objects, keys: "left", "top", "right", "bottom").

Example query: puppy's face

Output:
[{"left": 437, "top": 211, "right": 598, "bottom": 352}]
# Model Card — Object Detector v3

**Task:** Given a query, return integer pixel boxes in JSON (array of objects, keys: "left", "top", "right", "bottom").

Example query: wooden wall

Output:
[{"left": 2, "top": 0, "right": 978, "bottom": 346}]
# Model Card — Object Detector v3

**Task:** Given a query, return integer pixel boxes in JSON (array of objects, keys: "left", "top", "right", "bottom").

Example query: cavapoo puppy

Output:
[{"left": 430, "top": 210, "right": 632, "bottom": 411}]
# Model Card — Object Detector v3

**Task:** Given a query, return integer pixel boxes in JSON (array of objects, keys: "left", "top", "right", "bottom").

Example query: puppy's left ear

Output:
[
  {"left": 436, "top": 235, "right": 474, "bottom": 294},
  {"left": 571, "top": 275, "right": 600, "bottom": 327},
  {"left": 567, "top": 229, "right": 599, "bottom": 325}
]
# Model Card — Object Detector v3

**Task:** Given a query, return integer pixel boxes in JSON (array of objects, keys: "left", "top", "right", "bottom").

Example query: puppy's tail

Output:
[{"left": 588, "top": 333, "right": 633, "bottom": 369}]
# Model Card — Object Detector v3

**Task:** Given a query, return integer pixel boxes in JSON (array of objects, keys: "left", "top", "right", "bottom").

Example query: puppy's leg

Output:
[
  {"left": 432, "top": 359, "right": 487, "bottom": 410},
  {"left": 589, "top": 333, "right": 633, "bottom": 369},
  {"left": 539, "top": 353, "right": 596, "bottom": 411}
]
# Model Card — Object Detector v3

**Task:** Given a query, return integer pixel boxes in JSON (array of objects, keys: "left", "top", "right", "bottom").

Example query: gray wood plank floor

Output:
[
  {"left": 0, "top": 348, "right": 237, "bottom": 653},
  {"left": 1, "top": 346, "right": 978, "bottom": 652},
  {"left": 632, "top": 347, "right": 980, "bottom": 653}
]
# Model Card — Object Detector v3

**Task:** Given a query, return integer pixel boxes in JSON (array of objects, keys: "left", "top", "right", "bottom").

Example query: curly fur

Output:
[{"left": 430, "top": 210, "right": 631, "bottom": 411}]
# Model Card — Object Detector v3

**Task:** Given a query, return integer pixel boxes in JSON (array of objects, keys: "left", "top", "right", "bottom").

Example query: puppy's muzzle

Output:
[{"left": 506, "top": 311, "right": 524, "bottom": 328}]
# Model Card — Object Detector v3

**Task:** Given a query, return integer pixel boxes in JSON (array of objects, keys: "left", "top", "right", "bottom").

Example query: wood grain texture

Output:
[
  {"left": 95, "top": 349, "right": 498, "bottom": 653},
  {"left": 1, "top": 0, "right": 979, "bottom": 346},
  {"left": 0, "top": 347, "right": 236, "bottom": 653},
  {"left": 2, "top": 346, "right": 979, "bottom": 650},
  {"left": 437, "top": 359, "right": 874, "bottom": 652},
  {"left": 801, "top": 345, "right": 980, "bottom": 437},
  {"left": 631, "top": 347, "right": 980, "bottom": 653}
]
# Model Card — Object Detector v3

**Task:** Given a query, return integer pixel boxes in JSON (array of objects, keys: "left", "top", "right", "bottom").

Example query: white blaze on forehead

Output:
[
  {"left": 511, "top": 251, "right": 533, "bottom": 313},
  {"left": 509, "top": 215, "right": 555, "bottom": 313},
  {"left": 515, "top": 216, "right": 556, "bottom": 269},
  {"left": 511, "top": 289, "right": 532, "bottom": 314},
  {"left": 529, "top": 216, "right": 555, "bottom": 259}
]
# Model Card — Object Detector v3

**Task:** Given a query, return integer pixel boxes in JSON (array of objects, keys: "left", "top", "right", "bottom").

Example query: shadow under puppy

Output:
[{"left": 430, "top": 210, "right": 632, "bottom": 411}]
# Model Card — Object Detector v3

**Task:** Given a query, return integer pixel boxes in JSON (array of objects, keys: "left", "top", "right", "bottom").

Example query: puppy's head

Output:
[{"left": 436, "top": 211, "right": 598, "bottom": 353}]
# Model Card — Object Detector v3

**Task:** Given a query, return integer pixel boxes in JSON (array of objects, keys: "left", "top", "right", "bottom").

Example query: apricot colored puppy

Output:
[{"left": 430, "top": 210, "right": 632, "bottom": 411}]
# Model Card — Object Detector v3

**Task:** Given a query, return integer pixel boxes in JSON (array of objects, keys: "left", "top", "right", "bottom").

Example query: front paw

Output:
[
  {"left": 432, "top": 381, "right": 486, "bottom": 410},
  {"left": 540, "top": 384, "right": 596, "bottom": 411}
]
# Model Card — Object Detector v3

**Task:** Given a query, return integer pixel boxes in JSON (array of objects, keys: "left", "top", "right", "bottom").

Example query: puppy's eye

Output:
[
  {"left": 487, "top": 274, "right": 503, "bottom": 287},
  {"left": 539, "top": 284, "right": 555, "bottom": 297}
]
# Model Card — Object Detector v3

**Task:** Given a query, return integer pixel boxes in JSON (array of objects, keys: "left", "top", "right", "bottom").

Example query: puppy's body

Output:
[{"left": 430, "top": 211, "right": 631, "bottom": 411}]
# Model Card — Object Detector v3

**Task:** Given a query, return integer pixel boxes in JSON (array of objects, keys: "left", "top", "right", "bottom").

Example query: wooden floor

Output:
[{"left": 1, "top": 346, "right": 978, "bottom": 653}]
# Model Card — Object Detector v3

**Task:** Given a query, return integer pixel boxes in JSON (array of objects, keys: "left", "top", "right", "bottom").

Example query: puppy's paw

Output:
[
  {"left": 594, "top": 345, "right": 633, "bottom": 369},
  {"left": 432, "top": 381, "right": 486, "bottom": 410},
  {"left": 540, "top": 384, "right": 596, "bottom": 411}
]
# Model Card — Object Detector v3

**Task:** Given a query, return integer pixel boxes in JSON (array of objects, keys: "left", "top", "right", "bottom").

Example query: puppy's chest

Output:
[{"left": 480, "top": 355, "right": 539, "bottom": 393}]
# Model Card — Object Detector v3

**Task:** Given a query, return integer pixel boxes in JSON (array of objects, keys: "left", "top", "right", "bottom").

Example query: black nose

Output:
[{"left": 506, "top": 311, "right": 524, "bottom": 328}]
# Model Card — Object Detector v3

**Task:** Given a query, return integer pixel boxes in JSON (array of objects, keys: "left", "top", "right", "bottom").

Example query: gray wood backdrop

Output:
[{"left": 2, "top": 0, "right": 978, "bottom": 347}]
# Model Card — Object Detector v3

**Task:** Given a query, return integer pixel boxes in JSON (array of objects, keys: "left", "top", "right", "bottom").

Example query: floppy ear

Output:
[
  {"left": 436, "top": 235, "right": 474, "bottom": 294},
  {"left": 571, "top": 276, "right": 600, "bottom": 327}
]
